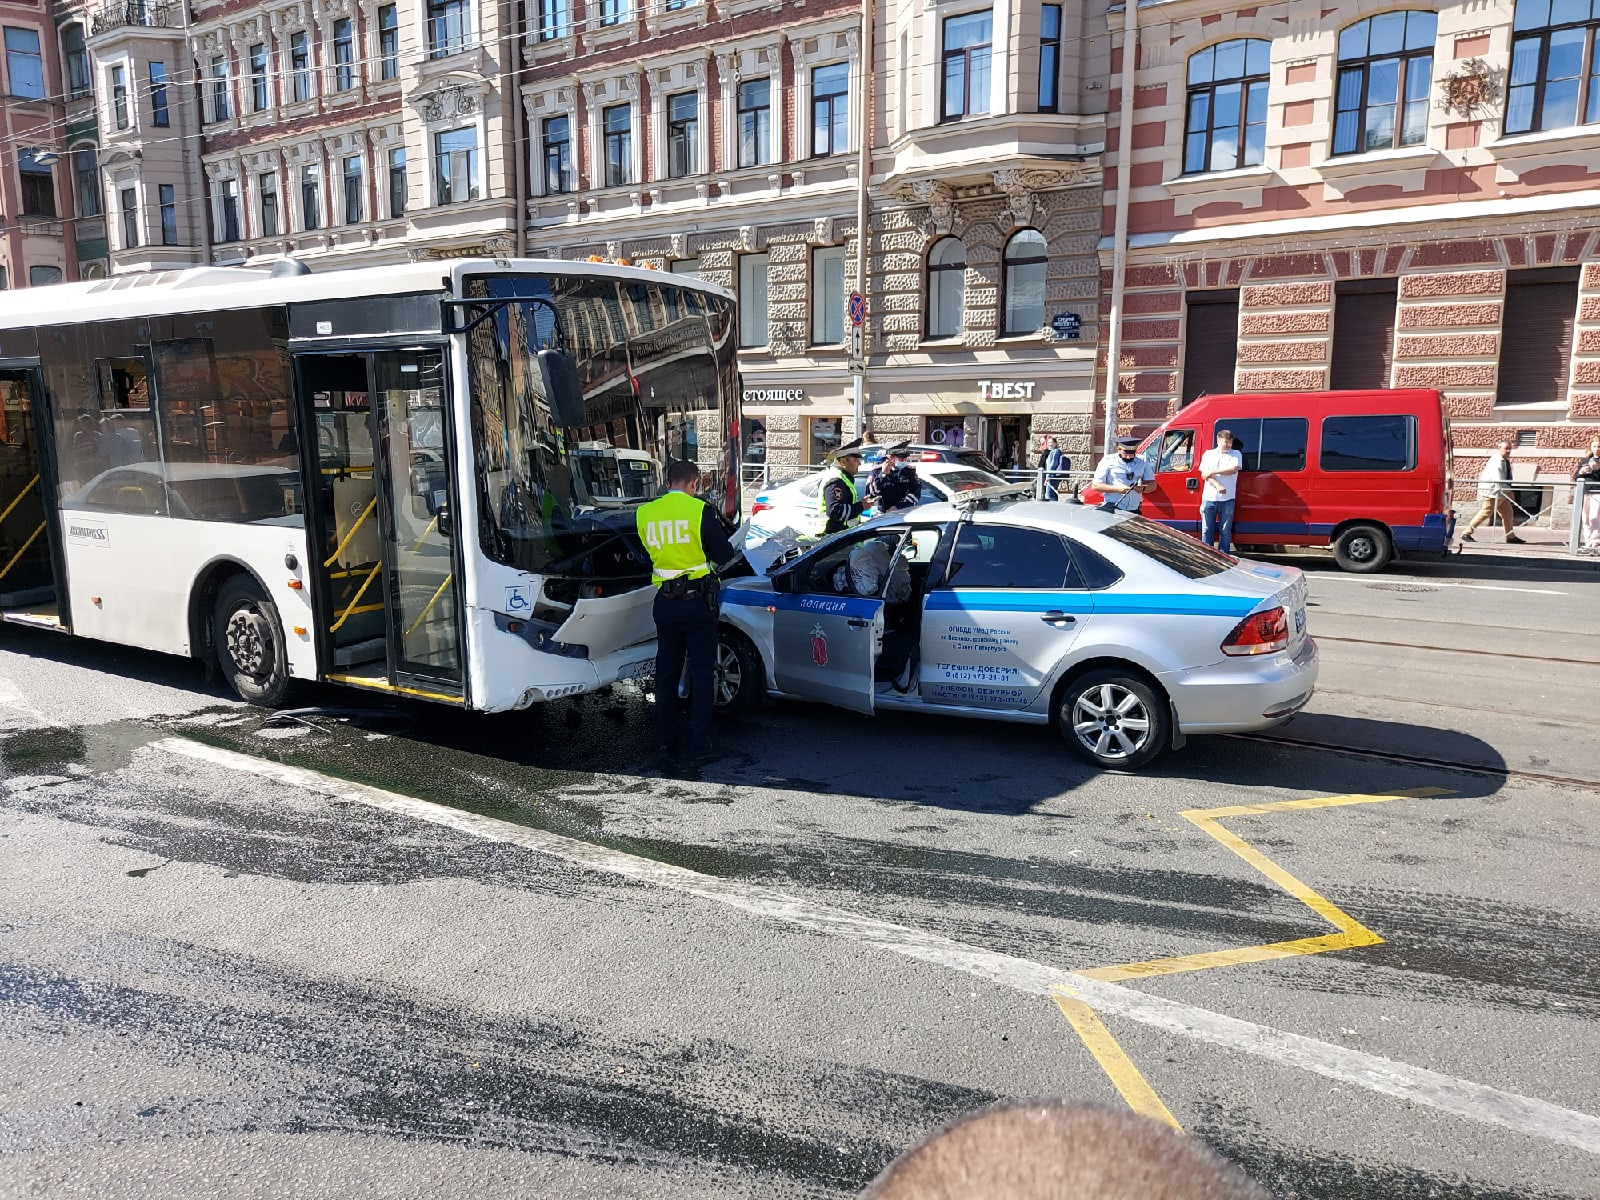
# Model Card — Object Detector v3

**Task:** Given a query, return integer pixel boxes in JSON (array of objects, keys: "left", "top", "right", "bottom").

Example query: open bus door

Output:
[
  {"left": 294, "top": 348, "right": 466, "bottom": 704},
  {"left": 0, "top": 365, "right": 68, "bottom": 630}
]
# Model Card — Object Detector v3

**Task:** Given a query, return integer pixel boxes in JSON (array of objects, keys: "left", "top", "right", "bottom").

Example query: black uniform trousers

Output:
[{"left": 652, "top": 588, "right": 718, "bottom": 755}]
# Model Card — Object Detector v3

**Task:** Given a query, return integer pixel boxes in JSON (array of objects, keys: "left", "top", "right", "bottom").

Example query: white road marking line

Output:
[
  {"left": 155, "top": 736, "right": 1600, "bottom": 1156},
  {"left": 1311, "top": 576, "right": 1567, "bottom": 595}
]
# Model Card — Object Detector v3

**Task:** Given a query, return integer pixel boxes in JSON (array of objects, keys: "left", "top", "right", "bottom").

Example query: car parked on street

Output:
[
  {"left": 746, "top": 460, "right": 1009, "bottom": 545},
  {"left": 715, "top": 491, "right": 1316, "bottom": 770}
]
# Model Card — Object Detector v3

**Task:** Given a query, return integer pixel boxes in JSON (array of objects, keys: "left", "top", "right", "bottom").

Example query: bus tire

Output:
[
  {"left": 213, "top": 576, "right": 295, "bottom": 707},
  {"left": 1332, "top": 523, "right": 1392, "bottom": 573}
]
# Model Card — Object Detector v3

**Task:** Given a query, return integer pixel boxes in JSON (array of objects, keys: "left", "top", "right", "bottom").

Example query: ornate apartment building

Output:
[{"left": 1098, "top": 0, "right": 1600, "bottom": 500}]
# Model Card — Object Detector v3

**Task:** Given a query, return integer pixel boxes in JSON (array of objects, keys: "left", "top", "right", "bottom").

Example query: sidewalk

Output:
[{"left": 1450, "top": 523, "right": 1600, "bottom": 572}]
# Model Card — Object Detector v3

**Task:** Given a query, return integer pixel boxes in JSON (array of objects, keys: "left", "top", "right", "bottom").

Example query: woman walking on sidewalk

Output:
[
  {"left": 1458, "top": 441, "right": 1524, "bottom": 546},
  {"left": 1576, "top": 435, "right": 1600, "bottom": 553}
]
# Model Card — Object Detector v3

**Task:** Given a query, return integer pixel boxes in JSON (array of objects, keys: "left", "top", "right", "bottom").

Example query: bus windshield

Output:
[{"left": 462, "top": 272, "right": 738, "bottom": 584}]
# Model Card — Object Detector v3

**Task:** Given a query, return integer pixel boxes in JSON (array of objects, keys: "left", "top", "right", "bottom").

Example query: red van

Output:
[{"left": 1137, "top": 389, "right": 1453, "bottom": 573}]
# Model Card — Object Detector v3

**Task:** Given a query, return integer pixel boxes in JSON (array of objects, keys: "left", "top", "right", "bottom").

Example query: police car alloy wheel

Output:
[
  {"left": 713, "top": 629, "right": 763, "bottom": 715},
  {"left": 1058, "top": 669, "right": 1169, "bottom": 770}
]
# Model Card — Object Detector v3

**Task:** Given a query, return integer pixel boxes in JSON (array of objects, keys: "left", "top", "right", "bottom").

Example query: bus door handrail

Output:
[
  {"left": 0, "top": 522, "right": 46, "bottom": 582},
  {"left": 327, "top": 514, "right": 440, "bottom": 635},
  {"left": 0, "top": 474, "right": 39, "bottom": 527},
  {"left": 323, "top": 496, "right": 377, "bottom": 568}
]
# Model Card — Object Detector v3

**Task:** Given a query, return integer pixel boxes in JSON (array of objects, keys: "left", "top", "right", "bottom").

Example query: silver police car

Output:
[{"left": 713, "top": 491, "right": 1316, "bottom": 770}]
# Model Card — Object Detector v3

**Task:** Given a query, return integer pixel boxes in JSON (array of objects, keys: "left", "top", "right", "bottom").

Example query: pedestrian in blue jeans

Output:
[{"left": 1198, "top": 428, "right": 1242, "bottom": 555}]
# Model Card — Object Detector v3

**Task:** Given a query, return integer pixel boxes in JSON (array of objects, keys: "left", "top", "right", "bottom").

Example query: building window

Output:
[
  {"left": 389, "top": 147, "right": 406, "bottom": 216},
  {"left": 300, "top": 164, "right": 320, "bottom": 230},
  {"left": 599, "top": 0, "right": 625, "bottom": 26},
  {"left": 18, "top": 149, "right": 55, "bottom": 217},
  {"left": 603, "top": 103, "right": 632, "bottom": 186},
  {"left": 333, "top": 18, "right": 355, "bottom": 91},
  {"left": 379, "top": 5, "right": 399, "bottom": 79},
  {"left": 1333, "top": 12, "right": 1436, "bottom": 155},
  {"left": 941, "top": 10, "right": 993, "bottom": 121},
  {"left": 290, "top": 32, "right": 311, "bottom": 102},
  {"left": 536, "top": 0, "right": 568, "bottom": 42},
  {"left": 739, "top": 252, "right": 769, "bottom": 347},
  {"left": 73, "top": 146, "right": 101, "bottom": 217},
  {"left": 812, "top": 62, "right": 849, "bottom": 157},
  {"left": 1183, "top": 38, "right": 1269, "bottom": 174},
  {"left": 670, "top": 258, "right": 700, "bottom": 276},
  {"left": 120, "top": 187, "right": 139, "bottom": 248},
  {"left": 434, "top": 126, "right": 479, "bottom": 204},
  {"left": 29, "top": 266, "right": 61, "bottom": 287},
  {"left": 1039, "top": 4, "right": 1062, "bottom": 112},
  {"left": 218, "top": 179, "right": 240, "bottom": 242},
  {"left": 1507, "top": 0, "right": 1600, "bottom": 133},
  {"left": 542, "top": 115, "right": 573, "bottom": 193},
  {"left": 667, "top": 91, "right": 698, "bottom": 178},
  {"left": 148, "top": 61, "right": 169, "bottom": 127},
  {"left": 1001, "top": 229, "right": 1047, "bottom": 336},
  {"left": 160, "top": 185, "right": 178, "bottom": 243},
  {"left": 111, "top": 65, "right": 128, "bottom": 130},
  {"left": 1182, "top": 290, "right": 1240, "bottom": 404},
  {"left": 737, "top": 78, "right": 771, "bottom": 167},
  {"left": 1497, "top": 267, "right": 1580, "bottom": 404},
  {"left": 429, "top": 0, "right": 471, "bottom": 56},
  {"left": 343, "top": 155, "right": 363, "bottom": 222},
  {"left": 4, "top": 28, "right": 44, "bottom": 100},
  {"left": 260, "top": 172, "right": 279, "bottom": 237},
  {"left": 812, "top": 246, "right": 846, "bottom": 345},
  {"left": 926, "top": 237, "right": 966, "bottom": 339},
  {"left": 665, "top": 0, "right": 701, "bottom": 10},
  {"left": 63, "top": 24, "right": 90, "bottom": 97},
  {"left": 210, "top": 55, "right": 230, "bottom": 122},
  {"left": 248, "top": 44, "right": 267, "bottom": 111}
]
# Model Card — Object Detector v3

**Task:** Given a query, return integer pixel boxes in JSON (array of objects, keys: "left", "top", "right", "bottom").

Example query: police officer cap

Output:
[
  {"left": 1114, "top": 435, "right": 1141, "bottom": 448},
  {"left": 833, "top": 438, "right": 866, "bottom": 459},
  {"left": 885, "top": 441, "right": 912, "bottom": 458}
]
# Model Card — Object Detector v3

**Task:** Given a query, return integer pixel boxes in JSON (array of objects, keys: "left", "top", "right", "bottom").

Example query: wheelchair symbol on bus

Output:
[{"left": 504, "top": 584, "right": 532, "bottom": 613}]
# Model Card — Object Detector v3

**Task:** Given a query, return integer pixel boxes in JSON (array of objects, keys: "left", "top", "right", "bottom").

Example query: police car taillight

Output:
[
  {"left": 918, "top": 451, "right": 940, "bottom": 462},
  {"left": 1222, "top": 606, "right": 1288, "bottom": 656},
  {"left": 751, "top": 498, "right": 771, "bottom": 514}
]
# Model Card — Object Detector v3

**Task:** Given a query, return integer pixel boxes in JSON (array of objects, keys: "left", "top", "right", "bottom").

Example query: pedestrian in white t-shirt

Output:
[{"left": 1198, "top": 429, "right": 1244, "bottom": 554}]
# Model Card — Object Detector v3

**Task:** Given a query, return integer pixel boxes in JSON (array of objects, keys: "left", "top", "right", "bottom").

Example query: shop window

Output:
[
  {"left": 742, "top": 417, "right": 767, "bottom": 464},
  {"left": 739, "top": 252, "right": 769, "bottom": 347},
  {"left": 941, "top": 9, "right": 993, "bottom": 121},
  {"left": 807, "top": 416, "right": 842, "bottom": 464},
  {"left": 812, "top": 246, "right": 845, "bottom": 345},
  {"left": 1497, "top": 267, "right": 1579, "bottom": 405},
  {"left": 1183, "top": 38, "right": 1269, "bottom": 174},
  {"left": 1002, "top": 229, "right": 1047, "bottom": 336},
  {"left": 1506, "top": 0, "right": 1600, "bottom": 134},
  {"left": 1182, "top": 290, "right": 1239, "bottom": 404},
  {"left": 1333, "top": 12, "right": 1437, "bottom": 155},
  {"left": 926, "top": 416, "right": 969, "bottom": 447},
  {"left": 738, "top": 79, "right": 771, "bottom": 167},
  {"left": 812, "top": 63, "right": 849, "bottom": 157},
  {"left": 926, "top": 237, "right": 966, "bottom": 339}
]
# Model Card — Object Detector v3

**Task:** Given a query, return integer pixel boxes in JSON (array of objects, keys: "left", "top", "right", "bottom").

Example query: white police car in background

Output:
[
  {"left": 746, "top": 461, "right": 1009, "bottom": 547},
  {"left": 714, "top": 489, "right": 1316, "bottom": 770}
]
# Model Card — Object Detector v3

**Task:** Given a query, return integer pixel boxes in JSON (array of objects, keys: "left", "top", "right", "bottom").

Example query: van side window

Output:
[
  {"left": 1321, "top": 414, "right": 1416, "bottom": 471},
  {"left": 1154, "top": 428, "right": 1194, "bottom": 472},
  {"left": 1216, "top": 417, "right": 1308, "bottom": 472}
]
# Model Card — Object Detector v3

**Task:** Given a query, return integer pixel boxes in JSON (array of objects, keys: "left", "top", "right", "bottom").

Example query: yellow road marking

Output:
[
  {"left": 1053, "top": 994, "right": 1183, "bottom": 1131},
  {"left": 1054, "top": 785, "right": 1454, "bottom": 1123}
]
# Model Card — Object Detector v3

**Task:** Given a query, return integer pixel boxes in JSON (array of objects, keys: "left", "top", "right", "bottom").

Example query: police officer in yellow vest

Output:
[
  {"left": 637, "top": 458, "right": 738, "bottom": 766},
  {"left": 819, "top": 438, "right": 866, "bottom": 536}
]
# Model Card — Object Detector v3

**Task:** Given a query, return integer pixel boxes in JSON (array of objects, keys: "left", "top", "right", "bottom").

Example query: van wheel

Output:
[
  {"left": 1057, "top": 669, "right": 1169, "bottom": 771},
  {"left": 713, "top": 628, "right": 763, "bottom": 715},
  {"left": 1333, "top": 523, "right": 1392, "bottom": 573},
  {"left": 213, "top": 576, "right": 295, "bottom": 707}
]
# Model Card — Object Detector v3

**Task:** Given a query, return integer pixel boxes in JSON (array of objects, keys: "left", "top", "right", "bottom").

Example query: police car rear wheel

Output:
[
  {"left": 1058, "top": 669, "right": 1167, "bottom": 770},
  {"left": 713, "top": 629, "right": 762, "bottom": 715}
]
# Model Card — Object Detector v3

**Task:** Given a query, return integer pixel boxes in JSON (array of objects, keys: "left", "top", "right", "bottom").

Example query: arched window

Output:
[
  {"left": 1507, "top": 0, "right": 1600, "bottom": 134},
  {"left": 926, "top": 237, "right": 966, "bottom": 339},
  {"left": 1002, "top": 229, "right": 1047, "bottom": 337},
  {"left": 1334, "top": 12, "right": 1437, "bottom": 154},
  {"left": 1183, "top": 38, "right": 1270, "bottom": 174}
]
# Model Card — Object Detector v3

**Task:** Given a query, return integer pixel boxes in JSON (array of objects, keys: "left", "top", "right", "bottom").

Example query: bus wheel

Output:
[
  {"left": 214, "top": 576, "right": 294, "bottom": 706},
  {"left": 1333, "top": 523, "right": 1392, "bottom": 573}
]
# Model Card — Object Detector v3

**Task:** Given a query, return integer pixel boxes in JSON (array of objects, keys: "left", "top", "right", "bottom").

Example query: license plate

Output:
[{"left": 1293, "top": 607, "right": 1306, "bottom": 635}]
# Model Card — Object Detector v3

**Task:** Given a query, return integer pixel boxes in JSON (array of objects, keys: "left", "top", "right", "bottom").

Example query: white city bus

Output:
[{"left": 0, "top": 258, "right": 741, "bottom": 709}]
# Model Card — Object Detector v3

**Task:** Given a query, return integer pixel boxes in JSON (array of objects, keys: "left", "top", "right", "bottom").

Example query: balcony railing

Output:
[{"left": 90, "top": 2, "right": 176, "bottom": 35}]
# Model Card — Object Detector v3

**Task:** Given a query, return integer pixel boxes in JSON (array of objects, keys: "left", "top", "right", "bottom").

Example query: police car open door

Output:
[{"left": 769, "top": 528, "right": 902, "bottom": 715}]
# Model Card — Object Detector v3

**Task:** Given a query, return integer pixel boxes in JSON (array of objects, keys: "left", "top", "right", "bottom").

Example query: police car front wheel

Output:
[
  {"left": 1057, "top": 669, "right": 1169, "bottom": 771},
  {"left": 713, "top": 629, "right": 763, "bottom": 715}
]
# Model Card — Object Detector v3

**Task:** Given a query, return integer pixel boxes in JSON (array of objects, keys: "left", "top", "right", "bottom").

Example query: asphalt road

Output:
[{"left": 1, "top": 551, "right": 1597, "bottom": 1199}]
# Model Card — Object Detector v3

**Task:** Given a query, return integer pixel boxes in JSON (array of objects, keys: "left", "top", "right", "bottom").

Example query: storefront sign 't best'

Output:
[{"left": 977, "top": 381, "right": 1038, "bottom": 400}]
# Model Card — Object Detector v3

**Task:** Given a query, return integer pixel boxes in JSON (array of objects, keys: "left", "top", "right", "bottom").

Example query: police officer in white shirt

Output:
[
  {"left": 1091, "top": 436, "right": 1156, "bottom": 513},
  {"left": 1198, "top": 427, "right": 1244, "bottom": 554}
]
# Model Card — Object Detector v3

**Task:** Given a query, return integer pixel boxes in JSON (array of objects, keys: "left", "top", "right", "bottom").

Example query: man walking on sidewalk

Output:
[{"left": 1458, "top": 441, "right": 1523, "bottom": 546}]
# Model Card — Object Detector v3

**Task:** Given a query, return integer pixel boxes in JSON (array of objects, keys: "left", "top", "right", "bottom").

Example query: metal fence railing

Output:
[{"left": 1573, "top": 478, "right": 1598, "bottom": 556}]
